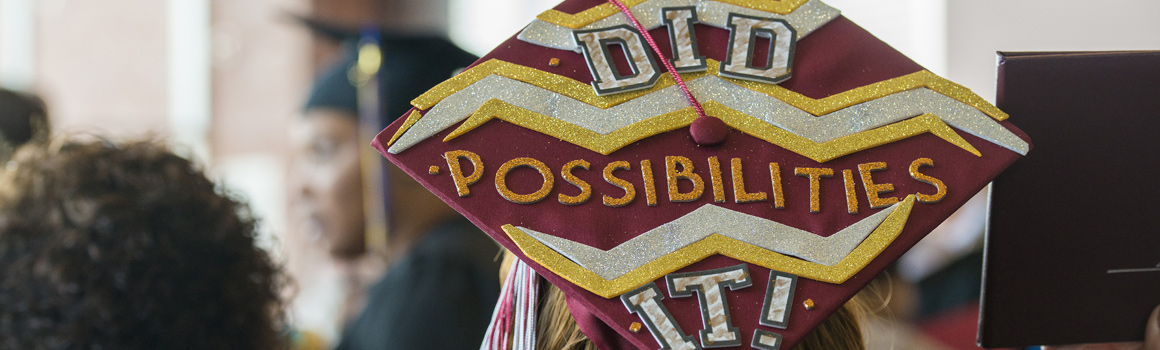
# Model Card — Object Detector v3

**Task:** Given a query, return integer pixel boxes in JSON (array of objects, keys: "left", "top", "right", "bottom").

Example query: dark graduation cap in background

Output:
[{"left": 300, "top": 15, "right": 476, "bottom": 125}]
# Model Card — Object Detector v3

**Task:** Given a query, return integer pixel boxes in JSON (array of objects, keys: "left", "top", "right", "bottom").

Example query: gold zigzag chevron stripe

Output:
[
  {"left": 536, "top": 0, "right": 811, "bottom": 29},
  {"left": 442, "top": 99, "right": 981, "bottom": 161},
  {"left": 407, "top": 58, "right": 1006, "bottom": 122},
  {"left": 712, "top": 105, "right": 983, "bottom": 161},
  {"left": 387, "top": 109, "right": 424, "bottom": 146},
  {"left": 505, "top": 195, "right": 916, "bottom": 298},
  {"left": 443, "top": 99, "right": 694, "bottom": 155},
  {"left": 394, "top": 59, "right": 1004, "bottom": 157}
]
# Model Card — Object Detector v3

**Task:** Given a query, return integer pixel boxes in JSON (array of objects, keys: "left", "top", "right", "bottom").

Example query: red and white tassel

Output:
[
  {"left": 480, "top": 259, "right": 539, "bottom": 350},
  {"left": 511, "top": 260, "right": 539, "bottom": 350}
]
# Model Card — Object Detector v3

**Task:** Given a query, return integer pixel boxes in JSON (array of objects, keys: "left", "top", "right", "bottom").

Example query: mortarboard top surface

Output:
[{"left": 374, "top": 1, "right": 1030, "bottom": 348}]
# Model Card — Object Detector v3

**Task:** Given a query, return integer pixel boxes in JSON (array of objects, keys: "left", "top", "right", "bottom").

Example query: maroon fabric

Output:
[
  {"left": 377, "top": 124, "right": 1025, "bottom": 349},
  {"left": 374, "top": 9, "right": 1028, "bottom": 350},
  {"left": 566, "top": 293, "right": 639, "bottom": 350}
]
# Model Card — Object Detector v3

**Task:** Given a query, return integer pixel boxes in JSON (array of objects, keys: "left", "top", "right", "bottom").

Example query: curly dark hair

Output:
[{"left": 0, "top": 138, "right": 286, "bottom": 350}]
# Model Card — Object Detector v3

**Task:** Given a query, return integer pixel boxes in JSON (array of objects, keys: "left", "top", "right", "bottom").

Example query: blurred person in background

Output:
[
  {"left": 0, "top": 138, "right": 287, "bottom": 350},
  {"left": 290, "top": 20, "right": 500, "bottom": 349},
  {"left": 0, "top": 88, "right": 49, "bottom": 163}
]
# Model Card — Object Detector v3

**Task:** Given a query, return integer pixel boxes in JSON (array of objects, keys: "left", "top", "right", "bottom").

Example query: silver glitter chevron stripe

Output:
[
  {"left": 517, "top": 0, "right": 841, "bottom": 52},
  {"left": 511, "top": 202, "right": 898, "bottom": 280},
  {"left": 385, "top": 74, "right": 1030, "bottom": 155}
]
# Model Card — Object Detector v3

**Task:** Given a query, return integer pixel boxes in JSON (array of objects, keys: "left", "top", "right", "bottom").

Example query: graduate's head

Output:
[
  {"left": 0, "top": 138, "right": 286, "bottom": 349},
  {"left": 290, "top": 35, "right": 477, "bottom": 261},
  {"left": 374, "top": 0, "right": 1030, "bottom": 348},
  {"left": 291, "top": 45, "right": 368, "bottom": 260},
  {"left": 501, "top": 249, "right": 869, "bottom": 350},
  {"left": 529, "top": 285, "right": 871, "bottom": 350}
]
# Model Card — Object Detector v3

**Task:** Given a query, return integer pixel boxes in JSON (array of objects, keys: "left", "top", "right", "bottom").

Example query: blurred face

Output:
[{"left": 290, "top": 109, "right": 365, "bottom": 260}]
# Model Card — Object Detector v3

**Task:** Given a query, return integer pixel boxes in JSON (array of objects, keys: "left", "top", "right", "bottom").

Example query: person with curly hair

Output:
[{"left": 0, "top": 138, "right": 287, "bottom": 350}]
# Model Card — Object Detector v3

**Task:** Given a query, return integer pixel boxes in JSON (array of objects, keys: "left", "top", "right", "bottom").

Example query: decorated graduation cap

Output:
[{"left": 373, "top": 0, "right": 1030, "bottom": 349}]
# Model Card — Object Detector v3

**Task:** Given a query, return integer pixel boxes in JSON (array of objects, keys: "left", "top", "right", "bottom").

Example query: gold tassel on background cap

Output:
[{"left": 354, "top": 34, "right": 390, "bottom": 258}]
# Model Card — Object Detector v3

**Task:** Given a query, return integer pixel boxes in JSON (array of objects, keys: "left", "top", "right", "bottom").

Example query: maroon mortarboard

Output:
[{"left": 373, "top": 0, "right": 1030, "bottom": 349}]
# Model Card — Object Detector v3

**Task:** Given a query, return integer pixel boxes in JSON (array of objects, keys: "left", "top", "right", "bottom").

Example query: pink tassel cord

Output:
[
  {"left": 480, "top": 263, "right": 516, "bottom": 350},
  {"left": 512, "top": 261, "right": 539, "bottom": 350},
  {"left": 607, "top": 0, "right": 729, "bottom": 146},
  {"left": 479, "top": 259, "right": 539, "bottom": 350},
  {"left": 606, "top": 0, "right": 707, "bottom": 120}
]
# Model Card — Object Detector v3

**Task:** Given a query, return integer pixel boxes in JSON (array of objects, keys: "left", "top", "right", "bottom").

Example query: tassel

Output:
[
  {"left": 480, "top": 262, "right": 516, "bottom": 350},
  {"left": 480, "top": 259, "right": 539, "bottom": 350},
  {"left": 512, "top": 260, "right": 539, "bottom": 350}
]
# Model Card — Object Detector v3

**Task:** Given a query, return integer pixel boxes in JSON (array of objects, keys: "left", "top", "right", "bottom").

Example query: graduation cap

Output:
[{"left": 372, "top": 0, "right": 1030, "bottom": 348}]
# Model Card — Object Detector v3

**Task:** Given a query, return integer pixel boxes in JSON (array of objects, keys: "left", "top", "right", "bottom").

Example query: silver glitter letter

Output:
[
  {"left": 759, "top": 270, "right": 798, "bottom": 329},
  {"left": 621, "top": 283, "right": 701, "bottom": 350},
  {"left": 719, "top": 13, "right": 796, "bottom": 84},
  {"left": 665, "top": 265, "right": 752, "bottom": 348},
  {"left": 573, "top": 25, "right": 663, "bottom": 95},
  {"left": 751, "top": 329, "right": 783, "bottom": 350},
  {"left": 661, "top": 7, "right": 707, "bottom": 72}
]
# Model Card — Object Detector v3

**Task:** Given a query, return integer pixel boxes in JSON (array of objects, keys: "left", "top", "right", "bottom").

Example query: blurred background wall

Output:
[{"left": 0, "top": 0, "right": 1156, "bottom": 345}]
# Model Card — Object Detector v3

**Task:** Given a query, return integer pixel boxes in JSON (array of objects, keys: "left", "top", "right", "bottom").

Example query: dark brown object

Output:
[
  {"left": 0, "top": 139, "right": 287, "bottom": 350},
  {"left": 0, "top": 88, "right": 48, "bottom": 161},
  {"left": 981, "top": 51, "right": 1160, "bottom": 348}
]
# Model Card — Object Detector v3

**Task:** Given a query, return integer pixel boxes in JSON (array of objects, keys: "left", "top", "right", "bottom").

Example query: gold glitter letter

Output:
[
  {"left": 858, "top": 162, "right": 899, "bottom": 209},
  {"left": 641, "top": 159, "right": 658, "bottom": 207},
  {"left": 666, "top": 156, "right": 705, "bottom": 203},
  {"left": 769, "top": 163, "right": 785, "bottom": 209},
  {"left": 444, "top": 150, "right": 483, "bottom": 197},
  {"left": 603, "top": 161, "right": 636, "bottom": 207},
  {"left": 794, "top": 167, "right": 834, "bottom": 213},
  {"left": 842, "top": 169, "right": 859, "bottom": 214},
  {"left": 909, "top": 158, "right": 947, "bottom": 203},
  {"left": 495, "top": 157, "right": 554, "bottom": 204},
  {"left": 559, "top": 159, "right": 592, "bottom": 206},
  {"left": 732, "top": 158, "right": 768, "bottom": 204},
  {"left": 708, "top": 156, "right": 726, "bottom": 203}
]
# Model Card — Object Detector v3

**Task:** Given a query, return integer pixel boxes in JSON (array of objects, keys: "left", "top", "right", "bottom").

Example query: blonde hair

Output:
[
  {"left": 505, "top": 250, "right": 869, "bottom": 350},
  {"left": 536, "top": 284, "right": 599, "bottom": 350},
  {"left": 794, "top": 294, "right": 867, "bottom": 350}
]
